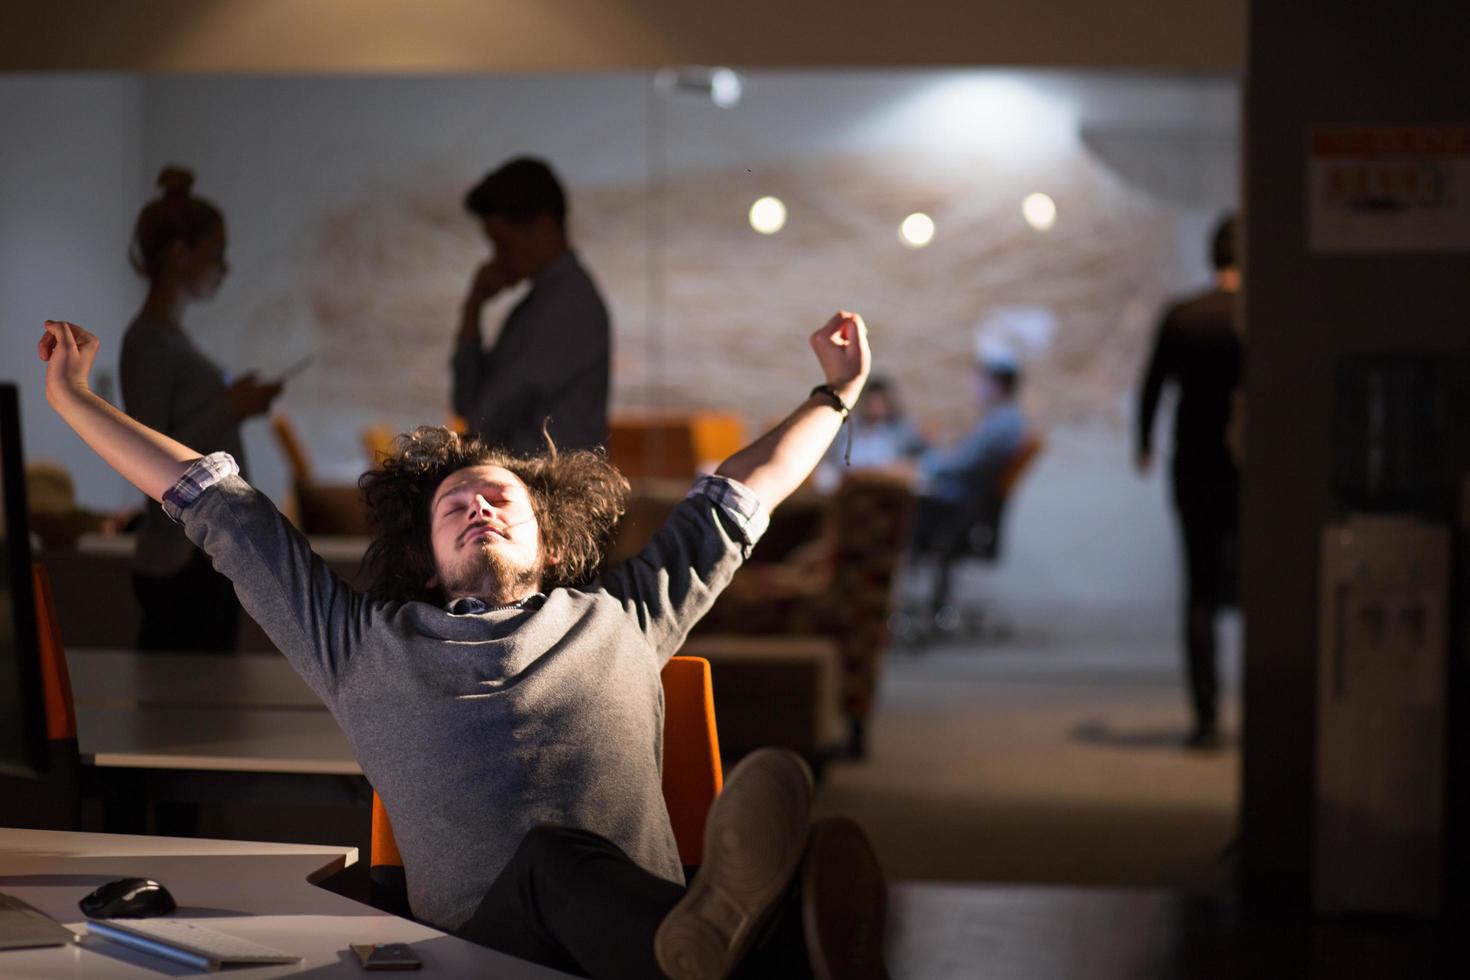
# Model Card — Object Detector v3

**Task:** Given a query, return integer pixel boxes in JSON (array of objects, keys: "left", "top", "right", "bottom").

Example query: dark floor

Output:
[
  {"left": 815, "top": 614, "right": 1241, "bottom": 889},
  {"left": 821, "top": 609, "right": 1466, "bottom": 978}
]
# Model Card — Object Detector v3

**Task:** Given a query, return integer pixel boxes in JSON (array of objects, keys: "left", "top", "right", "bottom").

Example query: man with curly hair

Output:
[{"left": 39, "top": 311, "right": 886, "bottom": 979}]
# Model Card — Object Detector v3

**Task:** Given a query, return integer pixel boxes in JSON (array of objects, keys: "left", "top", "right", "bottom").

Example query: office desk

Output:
[
  {"left": 49, "top": 536, "right": 372, "bottom": 652},
  {"left": 69, "top": 651, "right": 357, "bottom": 777},
  {"left": 78, "top": 705, "right": 357, "bottom": 775},
  {"left": 67, "top": 650, "right": 363, "bottom": 821},
  {"left": 68, "top": 650, "right": 324, "bottom": 712},
  {"left": 70, "top": 650, "right": 340, "bottom": 768},
  {"left": 0, "top": 826, "right": 570, "bottom": 978}
]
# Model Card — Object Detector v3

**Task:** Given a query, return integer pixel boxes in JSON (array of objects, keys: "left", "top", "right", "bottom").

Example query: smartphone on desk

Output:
[{"left": 352, "top": 942, "right": 422, "bottom": 970}]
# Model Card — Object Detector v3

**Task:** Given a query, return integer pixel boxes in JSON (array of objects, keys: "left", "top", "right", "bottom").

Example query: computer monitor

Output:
[{"left": 0, "top": 383, "right": 48, "bottom": 778}]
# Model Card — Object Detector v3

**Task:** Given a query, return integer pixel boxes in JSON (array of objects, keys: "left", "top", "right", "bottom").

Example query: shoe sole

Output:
[
  {"left": 803, "top": 818, "right": 889, "bottom": 980},
  {"left": 655, "top": 748, "right": 815, "bottom": 980}
]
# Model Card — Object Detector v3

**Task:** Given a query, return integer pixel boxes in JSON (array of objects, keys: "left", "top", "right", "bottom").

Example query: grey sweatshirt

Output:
[{"left": 173, "top": 460, "right": 766, "bottom": 931}]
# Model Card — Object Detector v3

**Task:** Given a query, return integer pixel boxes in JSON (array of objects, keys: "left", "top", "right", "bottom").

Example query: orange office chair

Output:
[
  {"left": 1, "top": 562, "right": 84, "bottom": 831},
  {"left": 361, "top": 425, "right": 397, "bottom": 467},
  {"left": 270, "top": 413, "right": 316, "bottom": 488},
  {"left": 33, "top": 562, "right": 76, "bottom": 744},
  {"left": 369, "top": 655, "right": 723, "bottom": 917},
  {"left": 657, "top": 655, "right": 724, "bottom": 865}
]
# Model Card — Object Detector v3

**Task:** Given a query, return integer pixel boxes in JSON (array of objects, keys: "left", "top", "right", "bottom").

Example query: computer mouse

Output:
[{"left": 78, "top": 877, "right": 177, "bottom": 919}]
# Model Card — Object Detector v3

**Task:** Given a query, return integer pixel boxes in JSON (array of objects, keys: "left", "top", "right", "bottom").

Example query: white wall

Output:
[{"left": 0, "top": 74, "right": 144, "bottom": 511}]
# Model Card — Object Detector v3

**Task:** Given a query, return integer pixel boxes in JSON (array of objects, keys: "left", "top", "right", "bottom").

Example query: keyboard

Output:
[
  {"left": 86, "top": 917, "right": 302, "bottom": 971},
  {"left": 0, "top": 891, "right": 79, "bottom": 949}
]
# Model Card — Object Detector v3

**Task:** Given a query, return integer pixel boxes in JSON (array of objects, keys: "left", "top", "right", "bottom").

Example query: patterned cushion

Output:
[{"left": 693, "top": 473, "right": 913, "bottom": 723}]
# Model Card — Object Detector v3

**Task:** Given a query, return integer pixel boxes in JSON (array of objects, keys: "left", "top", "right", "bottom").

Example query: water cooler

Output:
[{"left": 1313, "top": 356, "right": 1451, "bottom": 915}]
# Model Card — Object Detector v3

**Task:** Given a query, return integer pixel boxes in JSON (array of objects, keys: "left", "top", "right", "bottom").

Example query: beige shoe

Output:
[
  {"left": 802, "top": 818, "right": 889, "bottom": 980},
  {"left": 655, "top": 748, "right": 815, "bottom": 980}
]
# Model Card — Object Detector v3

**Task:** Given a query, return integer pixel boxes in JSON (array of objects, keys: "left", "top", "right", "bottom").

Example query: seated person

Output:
[
  {"left": 38, "top": 313, "right": 884, "bottom": 979},
  {"left": 812, "top": 374, "right": 927, "bottom": 492},
  {"left": 910, "top": 355, "right": 1028, "bottom": 614}
]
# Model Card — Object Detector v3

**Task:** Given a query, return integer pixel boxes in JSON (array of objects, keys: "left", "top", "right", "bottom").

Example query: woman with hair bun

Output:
[{"left": 119, "top": 166, "right": 283, "bottom": 651}]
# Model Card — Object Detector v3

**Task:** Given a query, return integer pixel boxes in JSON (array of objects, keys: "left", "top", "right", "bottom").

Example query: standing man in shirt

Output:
[
  {"left": 1136, "top": 215, "right": 1242, "bottom": 750},
  {"left": 453, "top": 157, "right": 611, "bottom": 455}
]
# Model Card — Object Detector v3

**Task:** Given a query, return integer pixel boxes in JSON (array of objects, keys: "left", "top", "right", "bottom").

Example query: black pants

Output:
[
  {"left": 459, "top": 826, "right": 809, "bottom": 979},
  {"left": 458, "top": 826, "right": 684, "bottom": 978},
  {"left": 132, "top": 549, "right": 240, "bottom": 652},
  {"left": 910, "top": 494, "right": 999, "bottom": 615},
  {"left": 1173, "top": 474, "right": 1239, "bottom": 732}
]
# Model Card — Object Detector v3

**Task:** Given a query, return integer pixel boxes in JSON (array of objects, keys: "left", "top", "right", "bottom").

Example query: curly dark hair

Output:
[{"left": 358, "top": 426, "right": 629, "bottom": 605}]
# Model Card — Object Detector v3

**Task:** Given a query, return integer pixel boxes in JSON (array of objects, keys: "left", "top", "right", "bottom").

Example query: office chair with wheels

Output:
[
  {"left": 368, "top": 655, "right": 724, "bottom": 918},
  {"left": 900, "top": 431, "right": 1044, "bottom": 644}
]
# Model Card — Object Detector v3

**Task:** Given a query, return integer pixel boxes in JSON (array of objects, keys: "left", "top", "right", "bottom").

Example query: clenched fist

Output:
[{"left": 808, "top": 310, "right": 871, "bottom": 407}]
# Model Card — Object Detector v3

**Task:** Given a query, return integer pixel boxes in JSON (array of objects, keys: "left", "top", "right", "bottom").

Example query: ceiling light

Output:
[
  {"left": 900, "top": 212, "right": 936, "bottom": 248},
  {"left": 749, "top": 196, "right": 787, "bottom": 235},
  {"left": 655, "top": 66, "right": 743, "bottom": 108},
  {"left": 1022, "top": 192, "right": 1057, "bottom": 231}
]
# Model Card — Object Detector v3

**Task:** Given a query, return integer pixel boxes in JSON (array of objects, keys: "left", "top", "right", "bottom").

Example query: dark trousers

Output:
[
  {"left": 459, "top": 826, "right": 684, "bottom": 978},
  {"left": 1173, "top": 474, "right": 1239, "bottom": 732},
  {"left": 910, "top": 494, "right": 999, "bottom": 615},
  {"left": 459, "top": 826, "right": 810, "bottom": 979},
  {"left": 132, "top": 548, "right": 240, "bottom": 652}
]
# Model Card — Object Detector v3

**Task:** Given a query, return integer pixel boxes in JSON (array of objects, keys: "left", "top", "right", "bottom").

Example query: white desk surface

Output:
[{"left": 0, "top": 826, "right": 571, "bottom": 979}]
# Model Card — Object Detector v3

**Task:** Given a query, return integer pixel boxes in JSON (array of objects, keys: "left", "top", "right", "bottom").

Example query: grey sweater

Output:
[{"left": 175, "top": 464, "right": 765, "bottom": 931}]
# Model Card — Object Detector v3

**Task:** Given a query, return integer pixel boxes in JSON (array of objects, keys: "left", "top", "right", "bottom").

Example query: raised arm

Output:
[
  {"left": 601, "top": 310, "right": 870, "bottom": 660},
  {"left": 40, "top": 319, "right": 367, "bottom": 696},
  {"left": 715, "top": 310, "right": 871, "bottom": 511},
  {"left": 38, "top": 320, "right": 198, "bottom": 500}
]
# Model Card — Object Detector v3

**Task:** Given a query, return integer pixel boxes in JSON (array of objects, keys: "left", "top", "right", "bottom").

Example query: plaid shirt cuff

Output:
[
  {"left": 161, "top": 452, "right": 240, "bottom": 523},
  {"left": 689, "top": 474, "right": 769, "bottom": 548}
]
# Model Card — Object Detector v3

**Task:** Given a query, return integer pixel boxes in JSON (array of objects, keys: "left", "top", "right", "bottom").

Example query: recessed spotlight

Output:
[
  {"left": 709, "top": 69, "right": 743, "bottom": 108},
  {"left": 657, "top": 67, "right": 743, "bottom": 108},
  {"left": 900, "top": 212, "right": 936, "bottom": 248},
  {"left": 749, "top": 196, "right": 787, "bottom": 235},
  {"left": 1022, "top": 193, "right": 1057, "bottom": 231}
]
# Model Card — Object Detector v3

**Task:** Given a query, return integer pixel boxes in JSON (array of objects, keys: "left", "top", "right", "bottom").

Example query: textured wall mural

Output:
[{"left": 288, "top": 147, "right": 1181, "bottom": 456}]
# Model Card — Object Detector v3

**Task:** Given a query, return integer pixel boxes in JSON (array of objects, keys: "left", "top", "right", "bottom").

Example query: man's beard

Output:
[{"left": 440, "top": 541, "right": 544, "bottom": 605}]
